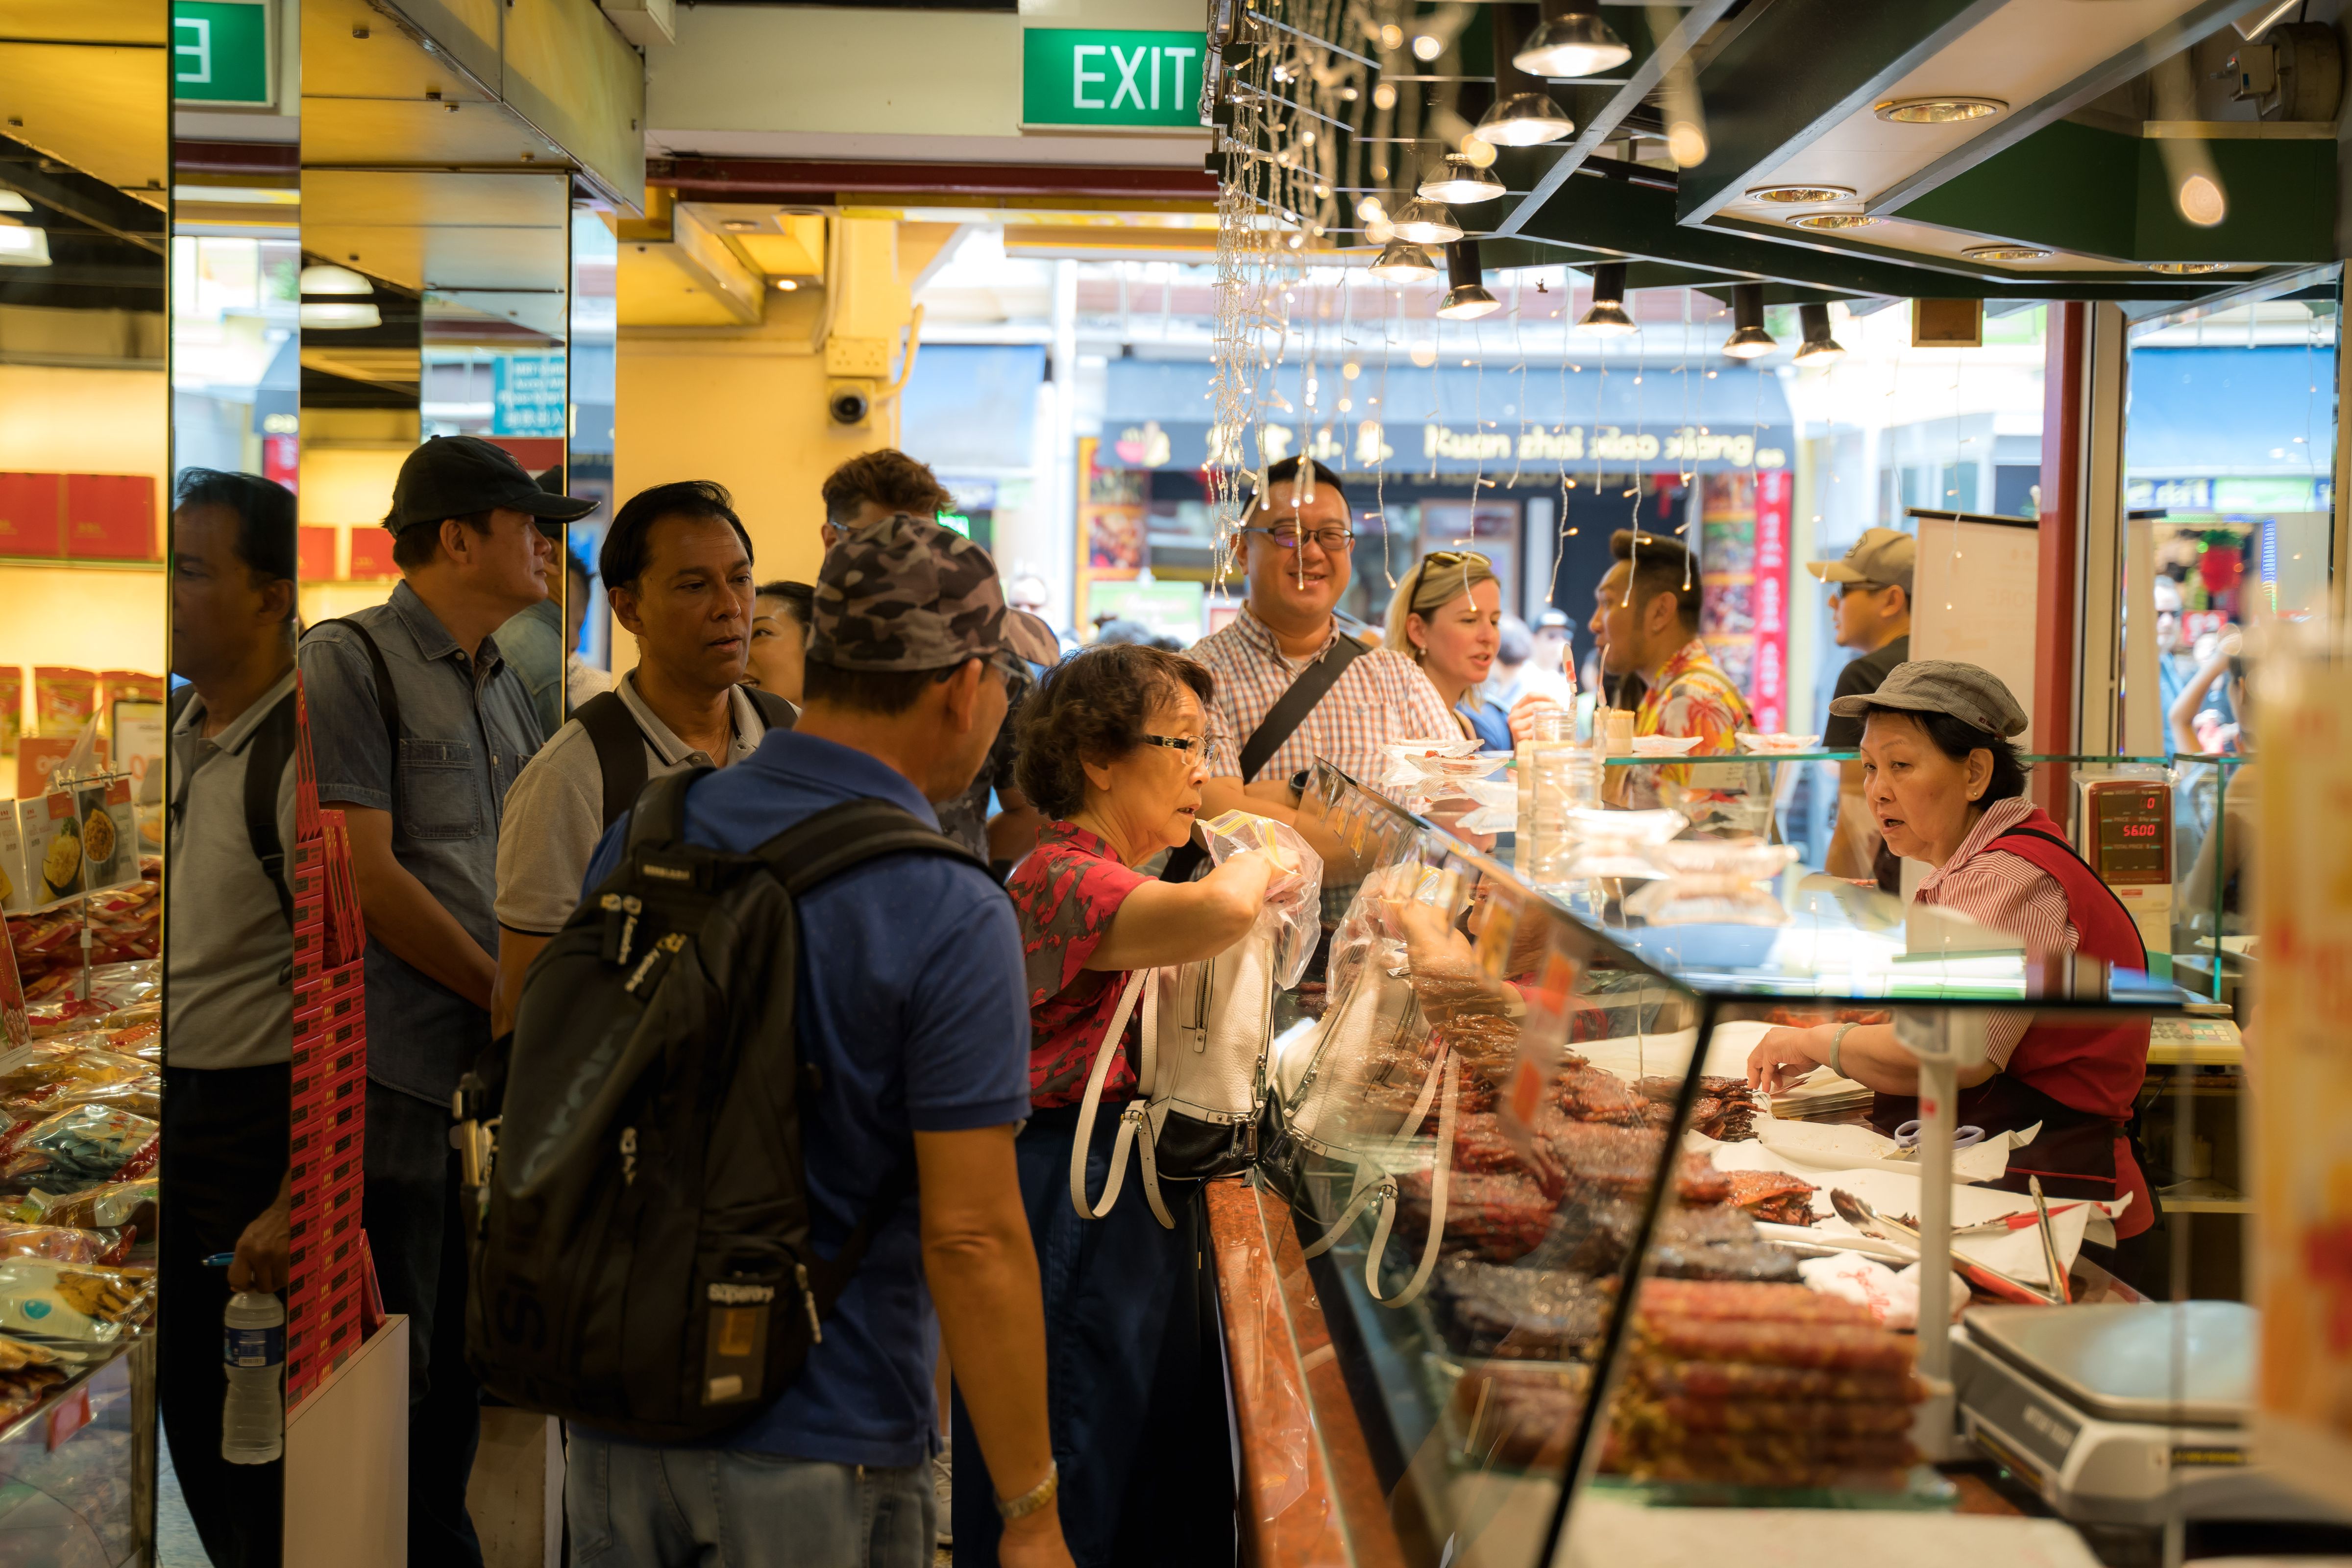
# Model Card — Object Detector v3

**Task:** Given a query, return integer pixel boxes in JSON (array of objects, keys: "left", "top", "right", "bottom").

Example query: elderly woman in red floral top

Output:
[{"left": 951, "top": 642, "right": 1287, "bottom": 1568}]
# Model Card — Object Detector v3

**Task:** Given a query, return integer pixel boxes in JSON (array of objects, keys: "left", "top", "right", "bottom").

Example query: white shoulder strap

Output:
[
  {"left": 1298, "top": 1045, "right": 1459, "bottom": 1309},
  {"left": 1068, "top": 970, "right": 1151, "bottom": 1220}
]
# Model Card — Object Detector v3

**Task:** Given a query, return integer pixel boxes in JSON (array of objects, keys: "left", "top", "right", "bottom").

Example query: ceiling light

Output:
[
  {"left": 1873, "top": 96, "right": 2007, "bottom": 123},
  {"left": 1722, "top": 282, "right": 1775, "bottom": 359},
  {"left": 1372, "top": 81, "right": 1397, "bottom": 110},
  {"left": 1390, "top": 198, "right": 1463, "bottom": 245},
  {"left": 774, "top": 278, "right": 799, "bottom": 291},
  {"left": 1963, "top": 243, "right": 2051, "bottom": 262},
  {"left": 1577, "top": 262, "right": 1636, "bottom": 335},
  {"left": 1411, "top": 31, "right": 1443, "bottom": 60},
  {"left": 1367, "top": 241, "right": 1438, "bottom": 282},
  {"left": 0, "top": 191, "right": 31, "bottom": 213},
  {"left": 2147, "top": 261, "right": 2227, "bottom": 275},
  {"left": 299, "top": 300, "right": 381, "bottom": 329},
  {"left": 1418, "top": 155, "right": 1504, "bottom": 204},
  {"left": 2177, "top": 172, "right": 2227, "bottom": 227},
  {"left": 1788, "top": 212, "right": 1881, "bottom": 230},
  {"left": 1666, "top": 118, "right": 1709, "bottom": 167},
  {"left": 1378, "top": 23, "right": 1403, "bottom": 50},
  {"left": 0, "top": 219, "right": 50, "bottom": 267},
  {"left": 1437, "top": 239, "right": 1500, "bottom": 320},
  {"left": 1744, "top": 184, "right": 1857, "bottom": 205},
  {"left": 298, "top": 263, "right": 371, "bottom": 295},
  {"left": 1515, "top": 0, "right": 1630, "bottom": 78},
  {"left": 1365, "top": 218, "right": 1396, "bottom": 245},
  {"left": 1473, "top": 92, "right": 1576, "bottom": 147},
  {"left": 1792, "top": 302, "right": 1844, "bottom": 367}
]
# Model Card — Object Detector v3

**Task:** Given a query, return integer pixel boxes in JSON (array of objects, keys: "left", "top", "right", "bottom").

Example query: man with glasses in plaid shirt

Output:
[{"left": 1186, "top": 457, "right": 1457, "bottom": 877}]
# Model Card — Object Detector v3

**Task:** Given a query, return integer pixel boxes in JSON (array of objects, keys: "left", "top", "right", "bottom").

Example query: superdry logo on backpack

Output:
[{"left": 708, "top": 1282, "right": 776, "bottom": 1305}]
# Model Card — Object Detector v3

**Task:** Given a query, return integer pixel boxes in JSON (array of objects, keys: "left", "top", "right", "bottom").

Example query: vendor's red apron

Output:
[{"left": 1872, "top": 808, "right": 2156, "bottom": 1240}]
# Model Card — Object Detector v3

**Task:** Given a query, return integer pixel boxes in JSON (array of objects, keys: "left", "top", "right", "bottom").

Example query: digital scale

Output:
[
  {"left": 1953, "top": 1302, "right": 2347, "bottom": 1527},
  {"left": 2075, "top": 775, "right": 2174, "bottom": 957}
]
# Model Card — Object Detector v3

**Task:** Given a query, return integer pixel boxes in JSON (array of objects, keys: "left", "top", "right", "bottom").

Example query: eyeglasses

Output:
[
  {"left": 1831, "top": 581, "right": 1891, "bottom": 602},
  {"left": 1239, "top": 525, "right": 1356, "bottom": 553},
  {"left": 986, "top": 650, "right": 1028, "bottom": 685},
  {"left": 1139, "top": 733, "right": 1216, "bottom": 758}
]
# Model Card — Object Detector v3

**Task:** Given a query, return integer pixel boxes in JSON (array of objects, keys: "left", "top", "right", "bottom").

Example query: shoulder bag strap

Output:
[
  {"left": 1298, "top": 1045, "right": 1456, "bottom": 1308},
  {"left": 1161, "top": 631, "right": 1367, "bottom": 884},
  {"left": 743, "top": 686, "right": 797, "bottom": 734},
  {"left": 573, "top": 691, "right": 651, "bottom": 832},
  {"left": 1068, "top": 970, "right": 1151, "bottom": 1220},
  {"left": 242, "top": 689, "right": 300, "bottom": 930},
  {"left": 303, "top": 618, "right": 403, "bottom": 817}
]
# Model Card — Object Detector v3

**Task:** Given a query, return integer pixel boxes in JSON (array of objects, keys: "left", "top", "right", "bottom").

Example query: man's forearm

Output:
[
  {"left": 491, "top": 929, "right": 552, "bottom": 1037},
  {"left": 925, "top": 1231, "right": 1054, "bottom": 1508},
  {"left": 353, "top": 857, "right": 496, "bottom": 1008}
]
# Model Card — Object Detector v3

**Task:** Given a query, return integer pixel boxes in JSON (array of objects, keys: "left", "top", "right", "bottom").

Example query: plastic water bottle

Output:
[{"left": 221, "top": 1291, "right": 284, "bottom": 1465}]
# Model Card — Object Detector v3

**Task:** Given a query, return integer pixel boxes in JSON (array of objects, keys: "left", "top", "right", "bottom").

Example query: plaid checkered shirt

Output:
[{"left": 1190, "top": 605, "right": 1461, "bottom": 786}]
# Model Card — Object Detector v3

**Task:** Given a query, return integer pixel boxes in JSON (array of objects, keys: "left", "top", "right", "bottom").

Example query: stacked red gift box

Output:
[{"left": 285, "top": 682, "right": 372, "bottom": 1406}]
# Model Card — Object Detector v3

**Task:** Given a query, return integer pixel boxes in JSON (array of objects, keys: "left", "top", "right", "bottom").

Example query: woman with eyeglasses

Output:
[
  {"left": 955, "top": 642, "right": 1305, "bottom": 1567},
  {"left": 1385, "top": 549, "right": 1560, "bottom": 750}
]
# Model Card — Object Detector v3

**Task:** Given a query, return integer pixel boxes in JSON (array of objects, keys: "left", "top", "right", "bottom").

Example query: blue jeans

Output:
[{"left": 565, "top": 1429, "right": 934, "bottom": 1568}]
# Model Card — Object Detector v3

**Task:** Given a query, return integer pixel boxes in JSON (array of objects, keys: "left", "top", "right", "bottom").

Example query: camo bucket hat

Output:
[{"left": 810, "top": 511, "right": 1009, "bottom": 671}]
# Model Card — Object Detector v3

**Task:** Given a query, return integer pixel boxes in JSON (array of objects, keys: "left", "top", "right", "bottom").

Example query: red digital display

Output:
[{"left": 2089, "top": 784, "right": 2171, "bottom": 884}]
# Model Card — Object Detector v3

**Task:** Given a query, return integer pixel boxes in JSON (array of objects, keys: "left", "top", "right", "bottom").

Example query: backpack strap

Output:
[
  {"left": 743, "top": 686, "right": 796, "bottom": 734},
  {"left": 243, "top": 689, "right": 300, "bottom": 930},
  {"left": 303, "top": 618, "right": 403, "bottom": 817},
  {"left": 621, "top": 765, "right": 710, "bottom": 859},
  {"left": 754, "top": 798, "right": 988, "bottom": 892},
  {"left": 575, "top": 691, "right": 650, "bottom": 833}
]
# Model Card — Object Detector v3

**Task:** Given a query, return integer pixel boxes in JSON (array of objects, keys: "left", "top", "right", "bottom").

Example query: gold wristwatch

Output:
[{"left": 997, "top": 1459, "right": 1059, "bottom": 1522}]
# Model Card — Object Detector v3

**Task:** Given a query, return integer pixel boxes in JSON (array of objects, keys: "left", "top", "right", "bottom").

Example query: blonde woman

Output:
[{"left": 1383, "top": 549, "right": 1560, "bottom": 748}]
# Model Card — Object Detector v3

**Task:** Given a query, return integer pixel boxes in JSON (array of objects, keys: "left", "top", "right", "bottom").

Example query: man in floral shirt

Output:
[{"left": 1588, "top": 529, "right": 1751, "bottom": 810}]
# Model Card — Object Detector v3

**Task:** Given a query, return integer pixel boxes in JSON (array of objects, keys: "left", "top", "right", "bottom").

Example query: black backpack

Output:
[{"left": 463, "top": 766, "right": 984, "bottom": 1441}]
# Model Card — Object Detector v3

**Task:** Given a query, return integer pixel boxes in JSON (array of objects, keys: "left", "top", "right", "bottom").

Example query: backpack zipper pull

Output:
[
  {"left": 615, "top": 895, "right": 644, "bottom": 967},
  {"left": 619, "top": 1126, "right": 638, "bottom": 1186},
  {"left": 599, "top": 893, "right": 643, "bottom": 965},
  {"left": 795, "top": 1262, "right": 822, "bottom": 1344}
]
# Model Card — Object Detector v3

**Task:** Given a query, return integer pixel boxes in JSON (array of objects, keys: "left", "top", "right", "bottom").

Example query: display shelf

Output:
[
  {"left": 2156, "top": 1178, "right": 2252, "bottom": 1215},
  {"left": 0, "top": 558, "right": 164, "bottom": 574}
]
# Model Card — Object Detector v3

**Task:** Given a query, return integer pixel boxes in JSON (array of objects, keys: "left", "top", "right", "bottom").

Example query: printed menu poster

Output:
[
  {"left": 74, "top": 779, "right": 135, "bottom": 895},
  {"left": 25, "top": 790, "right": 85, "bottom": 906},
  {"left": 2253, "top": 653, "right": 2352, "bottom": 1506},
  {"left": 0, "top": 904, "right": 23, "bottom": 1048},
  {"left": 0, "top": 802, "right": 27, "bottom": 916}
]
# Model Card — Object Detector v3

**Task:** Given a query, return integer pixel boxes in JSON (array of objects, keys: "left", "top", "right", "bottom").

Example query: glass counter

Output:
[{"left": 1238, "top": 763, "right": 2199, "bottom": 1568}]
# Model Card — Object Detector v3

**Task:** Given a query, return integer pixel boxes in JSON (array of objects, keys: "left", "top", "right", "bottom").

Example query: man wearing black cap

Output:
[{"left": 296, "top": 435, "right": 593, "bottom": 1566}]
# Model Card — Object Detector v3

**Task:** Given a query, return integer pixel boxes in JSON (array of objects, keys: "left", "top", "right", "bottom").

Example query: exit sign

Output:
[
  {"left": 1022, "top": 29, "right": 1203, "bottom": 130},
  {"left": 172, "top": 0, "right": 273, "bottom": 106}
]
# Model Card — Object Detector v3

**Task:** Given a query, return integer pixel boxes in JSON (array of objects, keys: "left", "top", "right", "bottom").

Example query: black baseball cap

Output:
[{"left": 385, "top": 436, "right": 597, "bottom": 535}]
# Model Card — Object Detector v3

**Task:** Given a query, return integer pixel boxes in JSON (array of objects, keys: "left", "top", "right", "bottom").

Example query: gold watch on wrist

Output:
[{"left": 996, "top": 1459, "right": 1059, "bottom": 1522}]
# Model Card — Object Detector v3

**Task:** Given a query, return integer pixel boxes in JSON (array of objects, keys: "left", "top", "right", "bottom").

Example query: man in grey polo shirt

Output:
[
  {"left": 491, "top": 480, "right": 785, "bottom": 1033},
  {"left": 297, "top": 435, "right": 594, "bottom": 1567},
  {"left": 162, "top": 468, "right": 300, "bottom": 1568}
]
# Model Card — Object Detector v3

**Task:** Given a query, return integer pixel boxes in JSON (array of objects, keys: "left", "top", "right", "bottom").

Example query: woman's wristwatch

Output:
[
  {"left": 997, "top": 1460, "right": 1059, "bottom": 1522},
  {"left": 1828, "top": 1020, "right": 1858, "bottom": 1079}
]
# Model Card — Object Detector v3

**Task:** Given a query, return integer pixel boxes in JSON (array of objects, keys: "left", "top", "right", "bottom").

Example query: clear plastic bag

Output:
[
  {"left": 1195, "top": 809, "right": 1324, "bottom": 990},
  {"left": 16, "top": 1177, "right": 156, "bottom": 1234},
  {"left": 3, "top": 1075, "right": 162, "bottom": 1124},
  {"left": 0, "top": 1257, "right": 153, "bottom": 1340},
  {"left": 0, "top": 1045, "right": 149, "bottom": 1100},
  {"left": 0, "top": 1224, "right": 107, "bottom": 1265},
  {"left": 0, "top": 1105, "right": 160, "bottom": 1191},
  {"left": 1453, "top": 778, "right": 1519, "bottom": 835}
]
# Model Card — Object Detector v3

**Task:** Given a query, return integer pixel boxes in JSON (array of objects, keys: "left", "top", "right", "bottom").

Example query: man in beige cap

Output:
[{"left": 1806, "top": 527, "right": 1914, "bottom": 883}]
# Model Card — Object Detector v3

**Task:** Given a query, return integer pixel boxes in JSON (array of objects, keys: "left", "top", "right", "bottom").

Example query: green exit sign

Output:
[
  {"left": 173, "top": 0, "right": 273, "bottom": 106},
  {"left": 1022, "top": 29, "right": 1203, "bottom": 130}
]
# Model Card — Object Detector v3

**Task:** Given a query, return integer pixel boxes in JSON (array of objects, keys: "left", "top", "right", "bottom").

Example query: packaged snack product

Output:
[
  {"left": 0, "top": 668, "right": 20, "bottom": 755},
  {"left": 0, "top": 1257, "right": 150, "bottom": 1340},
  {"left": 30, "top": 670, "right": 97, "bottom": 738},
  {"left": 96, "top": 672, "right": 161, "bottom": 710},
  {"left": 0, "top": 1224, "right": 104, "bottom": 1264},
  {"left": 16, "top": 1177, "right": 155, "bottom": 1234},
  {"left": 0, "top": 1044, "right": 147, "bottom": 1097},
  {"left": 0, "top": 1104, "right": 160, "bottom": 1190}
]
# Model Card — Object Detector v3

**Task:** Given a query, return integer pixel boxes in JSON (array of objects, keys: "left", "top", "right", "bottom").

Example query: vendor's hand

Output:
[
  {"left": 1746, "top": 1026, "right": 1824, "bottom": 1096},
  {"left": 1506, "top": 693, "right": 1566, "bottom": 745},
  {"left": 227, "top": 1185, "right": 292, "bottom": 1294},
  {"left": 998, "top": 1505, "right": 1076, "bottom": 1568}
]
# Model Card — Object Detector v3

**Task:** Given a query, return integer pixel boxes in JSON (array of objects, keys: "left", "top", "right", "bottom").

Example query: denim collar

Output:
[{"left": 389, "top": 578, "right": 503, "bottom": 672}]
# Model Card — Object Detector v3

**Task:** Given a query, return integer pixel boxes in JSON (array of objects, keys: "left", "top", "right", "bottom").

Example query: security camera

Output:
[{"left": 827, "top": 380, "right": 873, "bottom": 426}]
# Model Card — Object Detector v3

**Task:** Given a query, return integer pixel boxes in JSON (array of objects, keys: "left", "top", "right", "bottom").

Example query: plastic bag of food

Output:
[
  {"left": 1377, "top": 737, "right": 1482, "bottom": 789},
  {"left": 101, "top": 1019, "right": 158, "bottom": 1062},
  {"left": 0, "top": 1105, "right": 159, "bottom": 1190},
  {"left": 16, "top": 1177, "right": 155, "bottom": 1235},
  {"left": 4, "top": 1075, "right": 161, "bottom": 1123},
  {"left": 0, "top": 1045, "right": 147, "bottom": 1099},
  {"left": 24, "top": 998, "right": 113, "bottom": 1039},
  {"left": 0, "top": 1224, "right": 105, "bottom": 1265},
  {"left": 1197, "top": 809, "right": 1323, "bottom": 990},
  {"left": 0, "top": 1257, "right": 152, "bottom": 1340},
  {"left": 83, "top": 963, "right": 158, "bottom": 1009},
  {"left": 1453, "top": 778, "right": 1519, "bottom": 836}
]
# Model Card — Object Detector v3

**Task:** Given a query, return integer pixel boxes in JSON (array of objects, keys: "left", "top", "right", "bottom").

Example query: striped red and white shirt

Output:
[
  {"left": 1911, "top": 795, "right": 2075, "bottom": 1065},
  {"left": 1189, "top": 605, "right": 1460, "bottom": 784}
]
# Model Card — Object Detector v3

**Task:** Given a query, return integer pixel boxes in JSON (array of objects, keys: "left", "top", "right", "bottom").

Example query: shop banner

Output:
[
  {"left": 1104, "top": 416, "right": 1793, "bottom": 478},
  {"left": 1022, "top": 29, "right": 1203, "bottom": 129},
  {"left": 1750, "top": 469, "right": 1791, "bottom": 733},
  {"left": 493, "top": 354, "right": 568, "bottom": 438}
]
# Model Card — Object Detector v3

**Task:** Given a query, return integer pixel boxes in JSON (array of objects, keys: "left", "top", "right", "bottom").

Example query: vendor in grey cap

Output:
[{"left": 1748, "top": 658, "right": 2166, "bottom": 1292}]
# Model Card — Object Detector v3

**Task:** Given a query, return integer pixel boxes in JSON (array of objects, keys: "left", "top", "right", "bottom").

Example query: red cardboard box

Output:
[
  {"left": 0, "top": 474, "right": 61, "bottom": 557},
  {"left": 346, "top": 528, "right": 396, "bottom": 579},
  {"left": 63, "top": 474, "right": 156, "bottom": 561},
  {"left": 298, "top": 526, "right": 337, "bottom": 581}
]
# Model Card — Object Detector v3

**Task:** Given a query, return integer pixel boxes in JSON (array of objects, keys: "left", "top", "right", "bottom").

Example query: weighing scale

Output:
[
  {"left": 1953, "top": 1302, "right": 2347, "bottom": 1527},
  {"left": 2074, "top": 775, "right": 2174, "bottom": 958}
]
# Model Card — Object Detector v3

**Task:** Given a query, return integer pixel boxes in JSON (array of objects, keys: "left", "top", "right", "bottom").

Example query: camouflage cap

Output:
[{"left": 810, "top": 511, "right": 1009, "bottom": 672}]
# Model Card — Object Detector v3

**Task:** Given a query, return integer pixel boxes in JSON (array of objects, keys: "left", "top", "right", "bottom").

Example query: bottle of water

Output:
[{"left": 221, "top": 1290, "right": 284, "bottom": 1465}]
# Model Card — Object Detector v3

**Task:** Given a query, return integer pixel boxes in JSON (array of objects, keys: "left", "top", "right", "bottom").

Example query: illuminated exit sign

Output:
[
  {"left": 172, "top": 0, "right": 273, "bottom": 106},
  {"left": 1022, "top": 29, "right": 1203, "bottom": 130}
]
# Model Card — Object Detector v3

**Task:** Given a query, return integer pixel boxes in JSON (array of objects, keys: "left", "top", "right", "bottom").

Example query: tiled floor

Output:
[{"left": 155, "top": 1431, "right": 212, "bottom": 1568}]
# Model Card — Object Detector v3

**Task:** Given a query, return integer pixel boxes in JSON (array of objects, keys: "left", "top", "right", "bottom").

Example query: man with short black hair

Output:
[
  {"left": 1809, "top": 527, "right": 1915, "bottom": 881},
  {"left": 570, "top": 513, "right": 1072, "bottom": 1568},
  {"left": 162, "top": 467, "right": 301, "bottom": 1568},
  {"left": 1590, "top": 529, "right": 1750, "bottom": 808},
  {"left": 491, "top": 480, "right": 788, "bottom": 1035},
  {"left": 298, "top": 434, "right": 594, "bottom": 1566}
]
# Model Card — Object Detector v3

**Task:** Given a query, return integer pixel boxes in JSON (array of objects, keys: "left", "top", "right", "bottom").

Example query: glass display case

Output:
[{"left": 1240, "top": 763, "right": 2196, "bottom": 1567}]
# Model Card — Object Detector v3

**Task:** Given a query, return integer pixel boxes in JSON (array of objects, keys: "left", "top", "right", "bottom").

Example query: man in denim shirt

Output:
[{"left": 298, "top": 435, "right": 593, "bottom": 1565}]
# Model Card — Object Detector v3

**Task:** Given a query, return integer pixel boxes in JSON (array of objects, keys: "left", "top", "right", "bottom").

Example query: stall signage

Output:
[
  {"left": 1750, "top": 469, "right": 1791, "bottom": 733},
  {"left": 1022, "top": 29, "right": 1203, "bottom": 129},
  {"left": 1184, "top": 419, "right": 1789, "bottom": 475},
  {"left": 172, "top": 0, "right": 273, "bottom": 107},
  {"left": 492, "top": 354, "right": 567, "bottom": 438}
]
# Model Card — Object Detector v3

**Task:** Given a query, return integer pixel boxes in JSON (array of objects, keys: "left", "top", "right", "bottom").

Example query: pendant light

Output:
[
  {"left": 1437, "top": 239, "right": 1500, "bottom": 320},
  {"left": 1390, "top": 198, "right": 1464, "bottom": 245},
  {"left": 0, "top": 218, "right": 51, "bottom": 268},
  {"left": 1368, "top": 241, "right": 1438, "bottom": 282},
  {"left": 1417, "top": 154, "right": 1504, "bottom": 205},
  {"left": 1514, "top": 0, "right": 1631, "bottom": 79},
  {"left": 1473, "top": 92, "right": 1576, "bottom": 147},
  {"left": 1791, "top": 303, "right": 1844, "bottom": 367},
  {"left": 299, "top": 262, "right": 382, "bottom": 330},
  {"left": 1721, "top": 282, "right": 1775, "bottom": 360},
  {"left": 1576, "top": 261, "right": 1635, "bottom": 335}
]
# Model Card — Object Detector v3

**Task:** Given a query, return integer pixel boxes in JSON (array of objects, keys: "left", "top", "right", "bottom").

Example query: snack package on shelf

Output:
[
  {"left": 30, "top": 670, "right": 97, "bottom": 738},
  {"left": 83, "top": 962, "right": 157, "bottom": 1010},
  {"left": 0, "top": 1257, "right": 153, "bottom": 1341},
  {"left": 0, "top": 1330, "right": 67, "bottom": 1421},
  {"left": 0, "top": 1105, "right": 160, "bottom": 1191},
  {"left": 0, "top": 1223, "right": 112, "bottom": 1265},
  {"left": 3, "top": 1074, "right": 161, "bottom": 1123},
  {"left": 15, "top": 1177, "right": 156, "bottom": 1234},
  {"left": 0, "top": 668, "right": 22, "bottom": 757},
  {"left": 0, "top": 1044, "right": 148, "bottom": 1099}
]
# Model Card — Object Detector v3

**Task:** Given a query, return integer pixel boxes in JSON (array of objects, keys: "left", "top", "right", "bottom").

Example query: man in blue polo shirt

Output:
[{"left": 576, "top": 514, "right": 1072, "bottom": 1568}]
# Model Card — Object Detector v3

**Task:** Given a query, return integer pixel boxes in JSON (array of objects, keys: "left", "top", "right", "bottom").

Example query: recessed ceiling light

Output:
[
  {"left": 1963, "top": 243, "right": 2051, "bottom": 262},
  {"left": 1874, "top": 97, "right": 2007, "bottom": 124},
  {"left": 2147, "top": 261, "right": 2227, "bottom": 274},
  {"left": 1788, "top": 212, "right": 1881, "bottom": 231},
  {"left": 1744, "top": 184, "right": 1857, "bottom": 205}
]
